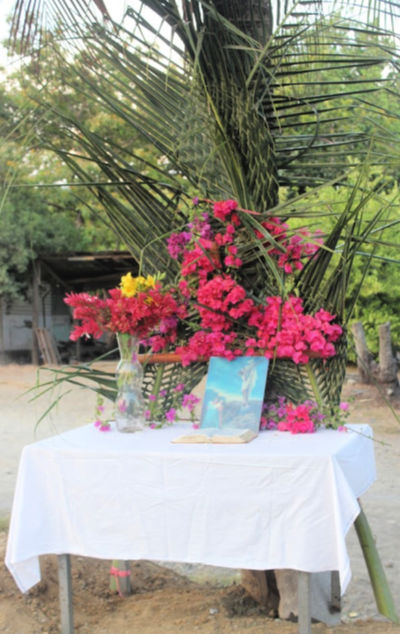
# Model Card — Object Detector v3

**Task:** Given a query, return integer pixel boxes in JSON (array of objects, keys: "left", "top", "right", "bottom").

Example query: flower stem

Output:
[{"left": 149, "top": 364, "right": 165, "bottom": 419}]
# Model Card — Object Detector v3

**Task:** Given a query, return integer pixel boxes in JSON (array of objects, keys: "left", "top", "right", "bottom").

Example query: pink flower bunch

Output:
[
  {"left": 246, "top": 296, "right": 342, "bottom": 363},
  {"left": 261, "top": 398, "right": 320, "bottom": 434},
  {"left": 176, "top": 292, "right": 341, "bottom": 366},
  {"left": 213, "top": 199, "right": 239, "bottom": 221},
  {"left": 166, "top": 231, "right": 192, "bottom": 259},
  {"left": 260, "top": 397, "right": 350, "bottom": 434},
  {"left": 180, "top": 239, "right": 221, "bottom": 279},
  {"left": 65, "top": 283, "right": 186, "bottom": 349},
  {"left": 177, "top": 330, "right": 241, "bottom": 365},
  {"left": 196, "top": 275, "right": 255, "bottom": 330},
  {"left": 167, "top": 197, "right": 342, "bottom": 365},
  {"left": 255, "top": 217, "right": 323, "bottom": 274}
]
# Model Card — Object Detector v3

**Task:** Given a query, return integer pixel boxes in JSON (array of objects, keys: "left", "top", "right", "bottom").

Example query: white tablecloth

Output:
[{"left": 5, "top": 423, "right": 375, "bottom": 594}]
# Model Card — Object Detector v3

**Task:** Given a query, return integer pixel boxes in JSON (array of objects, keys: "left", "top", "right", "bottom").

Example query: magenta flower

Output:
[
  {"left": 182, "top": 393, "right": 200, "bottom": 411},
  {"left": 174, "top": 383, "right": 185, "bottom": 392},
  {"left": 165, "top": 408, "right": 177, "bottom": 422}
]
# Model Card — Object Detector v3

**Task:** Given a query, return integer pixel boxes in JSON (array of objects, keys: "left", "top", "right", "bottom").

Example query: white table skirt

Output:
[{"left": 5, "top": 423, "right": 375, "bottom": 595}]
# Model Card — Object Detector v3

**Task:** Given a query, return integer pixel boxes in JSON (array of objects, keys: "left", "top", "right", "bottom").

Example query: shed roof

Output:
[{"left": 38, "top": 251, "right": 138, "bottom": 290}]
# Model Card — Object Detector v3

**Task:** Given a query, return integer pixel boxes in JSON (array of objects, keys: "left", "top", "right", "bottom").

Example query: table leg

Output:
[
  {"left": 58, "top": 554, "right": 74, "bottom": 634},
  {"left": 298, "top": 571, "right": 311, "bottom": 634},
  {"left": 330, "top": 570, "right": 341, "bottom": 613}
]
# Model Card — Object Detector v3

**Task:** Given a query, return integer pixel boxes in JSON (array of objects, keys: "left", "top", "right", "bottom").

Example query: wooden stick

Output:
[{"left": 138, "top": 350, "right": 322, "bottom": 365}]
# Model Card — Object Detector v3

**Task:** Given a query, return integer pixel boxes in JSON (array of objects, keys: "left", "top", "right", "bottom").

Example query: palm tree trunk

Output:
[{"left": 190, "top": 0, "right": 279, "bottom": 210}]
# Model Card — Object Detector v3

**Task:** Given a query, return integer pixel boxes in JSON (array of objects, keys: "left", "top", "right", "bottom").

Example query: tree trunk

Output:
[
  {"left": 352, "top": 321, "right": 400, "bottom": 396},
  {"left": 31, "top": 260, "right": 41, "bottom": 366},
  {"left": 378, "top": 322, "right": 400, "bottom": 396},
  {"left": 351, "top": 321, "right": 377, "bottom": 383},
  {"left": 0, "top": 297, "right": 6, "bottom": 365}
]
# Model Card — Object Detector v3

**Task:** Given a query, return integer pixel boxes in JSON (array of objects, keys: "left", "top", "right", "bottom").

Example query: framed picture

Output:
[{"left": 199, "top": 356, "right": 269, "bottom": 435}]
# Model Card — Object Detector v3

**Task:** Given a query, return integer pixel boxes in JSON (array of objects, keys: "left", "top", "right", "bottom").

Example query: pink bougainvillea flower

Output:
[
  {"left": 213, "top": 199, "right": 238, "bottom": 221},
  {"left": 165, "top": 408, "right": 177, "bottom": 422},
  {"left": 174, "top": 383, "right": 185, "bottom": 392},
  {"left": 182, "top": 393, "right": 200, "bottom": 411}
]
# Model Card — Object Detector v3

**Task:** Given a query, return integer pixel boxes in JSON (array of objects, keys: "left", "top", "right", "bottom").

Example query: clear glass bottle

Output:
[{"left": 115, "top": 333, "right": 145, "bottom": 432}]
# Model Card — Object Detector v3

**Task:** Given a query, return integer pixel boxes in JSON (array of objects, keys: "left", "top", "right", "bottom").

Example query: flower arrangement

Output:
[
  {"left": 64, "top": 273, "right": 202, "bottom": 431},
  {"left": 65, "top": 273, "right": 186, "bottom": 347},
  {"left": 64, "top": 198, "right": 347, "bottom": 434},
  {"left": 164, "top": 196, "right": 347, "bottom": 433}
]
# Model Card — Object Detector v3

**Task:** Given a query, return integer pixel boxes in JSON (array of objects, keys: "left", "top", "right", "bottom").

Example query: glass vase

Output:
[{"left": 115, "top": 333, "right": 145, "bottom": 432}]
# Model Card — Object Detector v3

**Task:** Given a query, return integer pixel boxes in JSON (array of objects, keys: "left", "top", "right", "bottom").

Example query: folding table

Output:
[{"left": 5, "top": 422, "right": 375, "bottom": 634}]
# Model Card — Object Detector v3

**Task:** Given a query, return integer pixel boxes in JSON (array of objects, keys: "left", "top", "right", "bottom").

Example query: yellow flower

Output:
[
  {"left": 120, "top": 273, "right": 157, "bottom": 297},
  {"left": 120, "top": 272, "right": 138, "bottom": 297},
  {"left": 144, "top": 275, "right": 156, "bottom": 289}
]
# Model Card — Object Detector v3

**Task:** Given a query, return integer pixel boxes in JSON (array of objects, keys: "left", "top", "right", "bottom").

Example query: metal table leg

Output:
[
  {"left": 298, "top": 571, "right": 311, "bottom": 634},
  {"left": 330, "top": 570, "right": 341, "bottom": 613},
  {"left": 58, "top": 554, "right": 74, "bottom": 634}
]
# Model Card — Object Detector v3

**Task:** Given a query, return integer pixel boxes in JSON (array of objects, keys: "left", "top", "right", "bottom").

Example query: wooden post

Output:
[
  {"left": 57, "top": 554, "right": 74, "bottom": 634},
  {"left": 118, "top": 560, "right": 132, "bottom": 596},
  {"left": 298, "top": 571, "right": 311, "bottom": 634},
  {"left": 32, "top": 260, "right": 41, "bottom": 365},
  {"left": 378, "top": 322, "right": 399, "bottom": 395},
  {"left": 109, "top": 559, "right": 132, "bottom": 596}
]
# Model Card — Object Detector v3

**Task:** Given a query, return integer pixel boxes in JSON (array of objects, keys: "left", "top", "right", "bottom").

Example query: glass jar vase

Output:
[{"left": 115, "top": 333, "right": 145, "bottom": 432}]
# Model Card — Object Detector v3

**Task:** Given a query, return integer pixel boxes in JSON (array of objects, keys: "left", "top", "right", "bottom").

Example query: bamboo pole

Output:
[{"left": 354, "top": 504, "right": 399, "bottom": 623}]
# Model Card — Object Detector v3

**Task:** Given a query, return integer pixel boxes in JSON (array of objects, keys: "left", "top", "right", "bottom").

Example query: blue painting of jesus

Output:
[{"left": 199, "top": 356, "right": 269, "bottom": 433}]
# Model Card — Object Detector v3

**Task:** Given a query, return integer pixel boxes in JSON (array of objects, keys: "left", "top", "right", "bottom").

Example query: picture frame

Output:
[{"left": 199, "top": 356, "right": 269, "bottom": 435}]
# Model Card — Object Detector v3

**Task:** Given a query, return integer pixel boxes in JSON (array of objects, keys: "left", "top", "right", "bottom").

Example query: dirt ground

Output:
[{"left": 0, "top": 364, "right": 400, "bottom": 633}]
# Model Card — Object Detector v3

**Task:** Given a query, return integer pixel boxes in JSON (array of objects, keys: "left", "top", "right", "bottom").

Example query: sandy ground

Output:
[{"left": 0, "top": 363, "right": 400, "bottom": 633}]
